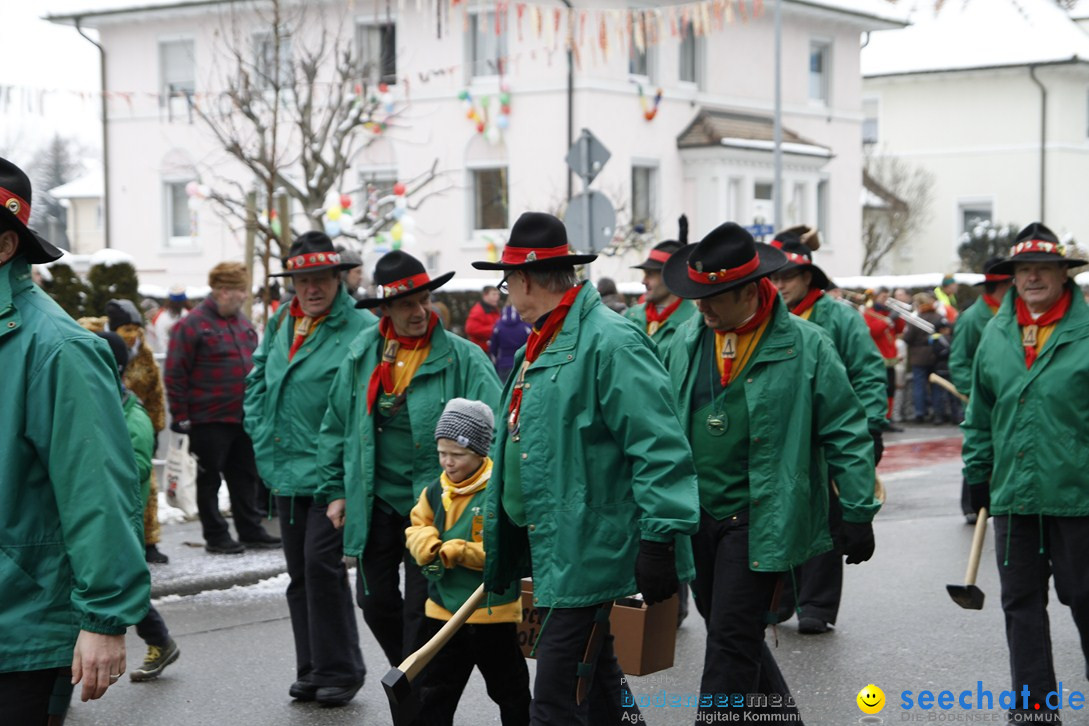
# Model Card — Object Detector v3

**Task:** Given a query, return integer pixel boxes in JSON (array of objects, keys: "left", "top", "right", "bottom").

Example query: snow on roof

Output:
[
  {"left": 862, "top": 0, "right": 1089, "bottom": 77},
  {"left": 793, "top": 0, "right": 909, "bottom": 27},
  {"left": 48, "top": 171, "right": 103, "bottom": 200}
]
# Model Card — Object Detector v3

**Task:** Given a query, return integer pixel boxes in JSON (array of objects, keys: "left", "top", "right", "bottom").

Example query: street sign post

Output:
[
  {"left": 566, "top": 129, "right": 611, "bottom": 187},
  {"left": 564, "top": 190, "right": 616, "bottom": 253}
]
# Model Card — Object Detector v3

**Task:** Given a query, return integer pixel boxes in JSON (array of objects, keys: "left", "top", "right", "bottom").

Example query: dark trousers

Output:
[
  {"left": 531, "top": 605, "right": 640, "bottom": 726},
  {"left": 691, "top": 509, "right": 802, "bottom": 724},
  {"left": 911, "top": 365, "right": 932, "bottom": 420},
  {"left": 413, "top": 619, "right": 530, "bottom": 726},
  {"left": 280, "top": 495, "right": 366, "bottom": 687},
  {"left": 994, "top": 515, "right": 1089, "bottom": 722},
  {"left": 135, "top": 604, "right": 170, "bottom": 648},
  {"left": 0, "top": 667, "right": 73, "bottom": 725},
  {"left": 779, "top": 494, "right": 843, "bottom": 625},
  {"left": 187, "top": 423, "right": 268, "bottom": 545},
  {"left": 356, "top": 504, "right": 428, "bottom": 666}
]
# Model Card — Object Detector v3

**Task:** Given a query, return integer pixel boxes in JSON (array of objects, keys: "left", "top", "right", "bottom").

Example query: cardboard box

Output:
[{"left": 516, "top": 579, "right": 678, "bottom": 676}]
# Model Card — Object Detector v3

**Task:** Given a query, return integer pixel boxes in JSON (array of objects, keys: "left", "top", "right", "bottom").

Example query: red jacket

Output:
[
  {"left": 864, "top": 306, "right": 904, "bottom": 361},
  {"left": 465, "top": 301, "right": 500, "bottom": 351}
]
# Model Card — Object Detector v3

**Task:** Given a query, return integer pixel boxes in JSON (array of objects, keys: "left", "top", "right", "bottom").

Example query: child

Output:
[{"left": 404, "top": 398, "right": 530, "bottom": 726}]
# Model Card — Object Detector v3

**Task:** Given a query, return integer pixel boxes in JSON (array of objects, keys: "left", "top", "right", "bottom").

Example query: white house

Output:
[
  {"left": 862, "top": 0, "right": 1089, "bottom": 275},
  {"left": 48, "top": 0, "right": 905, "bottom": 291},
  {"left": 48, "top": 166, "right": 105, "bottom": 254}
]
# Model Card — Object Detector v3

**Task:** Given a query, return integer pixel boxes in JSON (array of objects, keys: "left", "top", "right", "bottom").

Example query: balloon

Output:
[
  {"left": 339, "top": 212, "right": 354, "bottom": 234},
  {"left": 499, "top": 92, "right": 511, "bottom": 105},
  {"left": 187, "top": 196, "right": 202, "bottom": 212},
  {"left": 457, "top": 90, "right": 469, "bottom": 101},
  {"left": 391, "top": 222, "right": 404, "bottom": 242},
  {"left": 392, "top": 240, "right": 402, "bottom": 250},
  {"left": 271, "top": 218, "right": 282, "bottom": 237},
  {"left": 400, "top": 215, "right": 416, "bottom": 232},
  {"left": 379, "top": 82, "right": 389, "bottom": 94},
  {"left": 185, "top": 181, "right": 200, "bottom": 197},
  {"left": 476, "top": 120, "right": 486, "bottom": 133},
  {"left": 327, "top": 205, "right": 343, "bottom": 221},
  {"left": 340, "top": 194, "right": 352, "bottom": 209},
  {"left": 393, "top": 182, "right": 406, "bottom": 196},
  {"left": 496, "top": 114, "right": 510, "bottom": 130},
  {"left": 198, "top": 184, "right": 211, "bottom": 198},
  {"left": 324, "top": 220, "right": 341, "bottom": 237},
  {"left": 485, "top": 125, "right": 500, "bottom": 145},
  {"left": 385, "top": 103, "right": 395, "bottom": 113},
  {"left": 392, "top": 206, "right": 405, "bottom": 220},
  {"left": 395, "top": 195, "right": 407, "bottom": 210},
  {"left": 466, "top": 108, "right": 477, "bottom": 120},
  {"left": 402, "top": 233, "right": 416, "bottom": 247}
]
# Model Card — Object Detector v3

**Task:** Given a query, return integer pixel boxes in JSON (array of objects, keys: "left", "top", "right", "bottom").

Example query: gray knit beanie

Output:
[{"left": 434, "top": 398, "right": 495, "bottom": 456}]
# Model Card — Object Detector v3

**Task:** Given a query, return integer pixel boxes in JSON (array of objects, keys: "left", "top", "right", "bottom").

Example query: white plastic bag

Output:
[{"left": 164, "top": 433, "right": 199, "bottom": 519}]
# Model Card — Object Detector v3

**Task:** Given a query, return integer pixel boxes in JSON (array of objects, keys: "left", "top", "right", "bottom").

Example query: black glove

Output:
[
  {"left": 635, "top": 539, "right": 678, "bottom": 606},
  {"left": 968, "top": 481, "right": 990, "bottom": 514},
  {"left": 841, "top": 522, "right": 875, "bottom": 564},
  {"left": 170, "top": 419, "right": 191, "bottom": 435},
  {"left": 872, "top": 430, "right": 885, "bottom": 466}
]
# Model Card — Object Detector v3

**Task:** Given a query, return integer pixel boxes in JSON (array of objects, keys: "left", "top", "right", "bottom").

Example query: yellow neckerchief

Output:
[
  {"left": 389, "top": 344, "right": 430, "bottom": 395},
  {"left": 798, "top": 307, "right": 815, "bottom": 321},
  {"left": 439, "top": 458, "right": 492, "bottom": 515},
  {"left": 1026, "top": 312, "right": 1058, "bottom": 358},
  {"left": 714, "top": 314, "right": 772, "bottom": 385}
]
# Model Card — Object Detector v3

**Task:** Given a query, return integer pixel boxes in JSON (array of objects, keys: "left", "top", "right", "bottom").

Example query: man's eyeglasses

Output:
[{"left": 498, "top": 271, "right": 517, "bottom": 294}]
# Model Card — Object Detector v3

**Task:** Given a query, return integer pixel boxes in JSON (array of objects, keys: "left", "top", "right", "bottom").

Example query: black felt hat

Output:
[
  {"left": 989, "top": 222, "right": 1086, "bottom": 275},
  {"left": 355, "top": 250, "right": 454, "bottom": 309},
  {"left": 0, "top": 157, "right": 63, "bottom": 264},
  {"left": 972, "top": 256, "right": 1012, "bottom": 286},
  {"left": 768, "top": 229, "right": 831, "bottom": 290},
  {"left": 472, "top": 212, "right": 597, "bottom": 271},
  {"left": 662, "top": 222, "right": 787, "bottom": 299},
  {"left": 632, "top": 215, "right": 689, "bottom": 271},
  {"left": 270, "top": 231, "right": 359, "bottom": 276}
]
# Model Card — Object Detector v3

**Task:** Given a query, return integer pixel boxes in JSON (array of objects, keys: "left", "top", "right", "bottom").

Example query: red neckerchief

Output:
[
  {"left": 1014, "top": 289, "right": 1071, "bottom": 369},
  {"left": 716, "top": 277, "right": 777, "bottom": 388},
  {"left": 286, "top": 297, "right": 329, "bottom": 362},
  {"left": 983, "top": 293, "right": 1002, "bottom": 314},
  {"left": 790, "top": 287, "right": 823, "bottom": 316},
  {"left": 508, "top": 284, "right": 582, "bottom": 434},
  {"left": 366, "top": 311, "right": 439, "bottom": 413},
  {"left": 645, "top": 296, "right": 683, "bottom": 325}
]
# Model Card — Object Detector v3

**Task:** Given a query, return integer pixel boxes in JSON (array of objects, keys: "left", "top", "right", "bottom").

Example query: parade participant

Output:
[
  {"left": 864, "top": 288, "right": 906, "bottom": 429},
  {"left": 318, "top": 250, "right": 500, "bottom": 667},
  {"left": 0, "top": 156, "right": 149, "bottom": 720},
  {"left": 165, "top": 262, "right": 280, "bottom": 554},
  {"left": 625, "top": 215, "right": 698, "bottom": 352},
  {"left": 335, "top": 245, "right": 365, "bottom": 300},
  {"left": 903, "top": 293, "right": 946, "bottom": 423},
  {"left": 660, "top": 222, "right": 880, "bottom": 722},
  {"left": 768, "top": 226, "right": 887, "bottom": 635},
  {"left": 465, "top": 285, "right": 502, "bottom": 351},
  {"left": 962, "top": 222, "right": 1089, "bottom": 725},
  {"left": 949, "top": 257, "right": 1011, "bottom": 523},
  {"left": 244, "top": 232, "right": 373, "bottom": 706},
  {"left": 405, "top": 398, "right": 531, "bottom": 726},
  {"left": 93, "top": 331, "right": 180, "bottom": 684},
  {"left": 473, "top": 212, "right": 700, "bottom": 725},
  {"left": 148, "top": 285, "right": 189, "bottom": 354},
  {"left": 934, "top": 274, "right": 960, "bottom": 324}
]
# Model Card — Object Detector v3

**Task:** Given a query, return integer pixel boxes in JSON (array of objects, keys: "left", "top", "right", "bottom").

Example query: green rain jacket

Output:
[
  {"left": 962, "top": 283, "right": 1089, "bottom": 516},
  {"left": 804, "top": 293, "right": 888, "bottom": 432},
  {"left": 662, "top": 297, "right": 880, "bottom": 572},
  {"left": 0, "top": 257, "right": 149, "bottom": 673},
  {"left": 482, "top": 284, "right": 701, "bottom": 609},
  {"left": 948, "top": 295, "right": 997, "bottom": 396},
  {"left": 123, "top": 392, "right": 155, "bottom": 503},
  {"left": 244, "top": 287, "right": 376, "bottom": 499},
  {"left": 316, "top": 318, "right": 501, "bottom": 557},
  {"left": 624, "top": 299, "right": 699, "bottom": 355}
]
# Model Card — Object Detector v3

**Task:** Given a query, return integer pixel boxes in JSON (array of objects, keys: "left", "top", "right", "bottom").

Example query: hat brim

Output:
[
  {"left": 776, "top": 260, "right": 832, "bottom": 290},
  {"left": 631, "top": 260, "right": 665, "bottom": 271},
  {"left": 471, "top": 252, "right": 597, "bottom": 271},
  {"left": 355, "top": 270, "right": 455, "bottom": 309},
  {"left": 269, "top": 261, "right": 358, "bottom": 277},
  {"left": 988, "top": 254, "right": 1087, "bottom": 276},
  {"left": 0, "top": 206, "right": 63, "bottom": 264},
  {"left": 663, "top": 244, "right": 788, "bottom": 300}
]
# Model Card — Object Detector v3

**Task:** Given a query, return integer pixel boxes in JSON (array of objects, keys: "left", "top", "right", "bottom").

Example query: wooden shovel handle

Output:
[
  {"left": 964, "top": 507, "right": 988, "bottom": 586},
  {"left": 398, "top": 583, "right": 486, "bottom": 682},
  {"left": 929, "top": 373, "right": 969, "bottom": 404}
]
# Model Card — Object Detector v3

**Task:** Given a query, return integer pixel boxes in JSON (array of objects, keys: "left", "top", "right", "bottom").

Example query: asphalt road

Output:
[{"left": 65, "top": 427, "right": 1088, "bottom": 726}]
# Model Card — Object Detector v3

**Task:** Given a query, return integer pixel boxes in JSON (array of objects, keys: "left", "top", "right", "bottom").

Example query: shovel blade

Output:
[
  {"left": 946, "top": 583, "right": 985, "bottom": 610},
  {"left": 381, "top": 667, "right": 418, "bottom": 726}
]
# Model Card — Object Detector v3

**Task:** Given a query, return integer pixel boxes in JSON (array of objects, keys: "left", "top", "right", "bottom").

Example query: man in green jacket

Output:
[
  {"left": 768, "top": 227, "right": 887, "bottom": 635},
  {"left": 318, "top": 250, "right": 500, "bottom": 667},
  {"left": 473, "top": 212, "right": 700, "bottom": 725},
  {"left": 245, "top": 232, "right": 375, "bottom": 706},
  {"left": 962, "top": 222, "right": 1089, "bottom": 725},
  {"left": 0, "top": 157, "right": 149, "bottom": 721},
  {"left": 624, "top": 215, "right": 697, "bottom": 352},
  {"left": 949, "top": 256, "right": 1011, "bottom": 524},
  {"left": 660, "top": 222, "right": 880, "bottom": 723}
]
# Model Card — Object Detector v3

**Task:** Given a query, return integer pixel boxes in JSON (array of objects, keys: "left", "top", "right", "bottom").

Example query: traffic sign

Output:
[
  {"left": 564, "top": 190, "right": 616, "bottom": 254},
  {"left": 566, "top": 129, "right": 611, "bottom": 186},
  {"left": 745, "top": 224, "right": 775, "bottom": 237}
]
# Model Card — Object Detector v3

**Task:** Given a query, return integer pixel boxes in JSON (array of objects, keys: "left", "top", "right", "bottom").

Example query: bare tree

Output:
[{"left": 861, "top": 151, "right": 934, "bottom": 275}]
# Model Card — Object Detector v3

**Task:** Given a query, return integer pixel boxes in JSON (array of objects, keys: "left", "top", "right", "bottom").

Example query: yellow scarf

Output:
[
  {"left": 714, "top": 315, "right": 772, "bottom": 385},
  {"left": 439, "top": 458, "right": 492, "bottom": 513}
]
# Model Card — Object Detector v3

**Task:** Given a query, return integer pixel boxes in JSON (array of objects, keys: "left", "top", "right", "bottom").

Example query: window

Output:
[
  {"left": 160, "top": 40, "right": 195, "bottom": 99},
  {"left": 468, "top": 11, "right": 508, "bottom": 78},
  {"left": 809, "top": 41, "right": 830, "bottom": 103},
  {"left": 754, "top": 182, "right": 773, "bottom": 201},
  {"left": 629, "top": 14, "right": 657, "bottom": 82},
  {"left": 358, "top": 168, "right": 398, "bottom": 214},
  {"left": 789, "top": 182, "right": 807, "bottom": 226},
  {"left": 863, "top": 98, "right": 879, "bottom": 145},
  {"left": 679, "top": 22, "right": 703, "bottom": 86},
  {"left": 471, "top": 167, "right": 508, "bottom": 230},
  {"left": 959, "top": 202, "right": 993, "bottom": 236},
  {"left": 164, "top": 180, "right": 195, "bottom": 246},
  {"left": 253, "top": 31, "right": 293, "bottom": 89},
  {"left": 817, "top": 180, "right": 829, "bottom": 242},
  {"left": 356, "top": 22, "right": 396, "bottom": 86},
  {"left": 632, "top": 164, "right": 658, "bottom": 229}
]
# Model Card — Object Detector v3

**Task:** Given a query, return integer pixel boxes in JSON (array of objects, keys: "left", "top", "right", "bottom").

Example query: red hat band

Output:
[
  {"left": 687, "top": 254, "right": 760, "bottom": 285},
  {"left": 1011, "top": 239, "right": 1063, "bottom": 257},
  {"left": 381, "top": 272, "right": 431, "bottom": 298},
  {"left": 647, "top": 249, "right": 672, "bottom": 264},
  {"left": 500, "top": 244, "right": 572, "bottom": 265},
  {"left": 285, "top": 251, "right": 342, "bottom": 271},
  {"left": 984, "top": 273, "right": 1011, "bottom": 282},
  {"left": 783, "top": 251, "right": 811, "bottom": 266},
  {"left": 0, "top": 186, "right": 30, "bottom": 226}
]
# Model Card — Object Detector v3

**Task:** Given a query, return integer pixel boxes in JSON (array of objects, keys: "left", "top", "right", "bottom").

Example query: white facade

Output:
[
  {"left": 52, "top": 0, "right": 903, "bottom": 291},
  {"left": 862, "top": 0, "right": 1089, "bottom": 274},
  {"left": 49, "top": 170, "right": 105, "bottom": 255}
]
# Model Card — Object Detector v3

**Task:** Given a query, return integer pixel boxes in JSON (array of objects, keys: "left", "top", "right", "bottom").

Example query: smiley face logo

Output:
[{"left": 856, "top": 684, "right": 885, "bottom": 714}]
